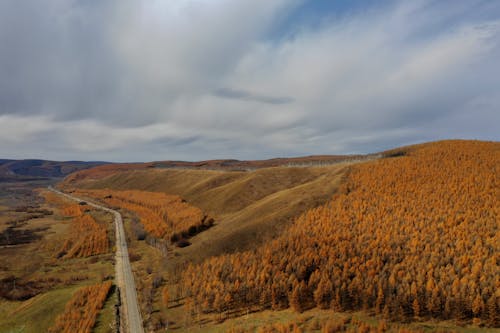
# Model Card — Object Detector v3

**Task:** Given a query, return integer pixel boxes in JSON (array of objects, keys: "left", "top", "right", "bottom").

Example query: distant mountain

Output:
[
  {"left": 61, "top": 154, "right": 375, "bottom": 186},
  {"left": 152, "top": 154, "right": 370, "bottom": 170},
  {"left": 0, "top": 159, "right": 109, "bottom": 181}
]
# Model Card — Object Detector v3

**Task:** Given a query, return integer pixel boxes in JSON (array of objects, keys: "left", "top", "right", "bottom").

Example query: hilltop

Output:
[{"left": 61, "top": 154, "right": 368, "bottom": 186}]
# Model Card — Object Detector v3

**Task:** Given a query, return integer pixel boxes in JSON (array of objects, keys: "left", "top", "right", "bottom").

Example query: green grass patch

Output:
[
  {"left": 94, "top": 284, "right": 117, "bottom": 333},
  {"left": 0, "top": 285, "right": 79, "bottom": 333}
]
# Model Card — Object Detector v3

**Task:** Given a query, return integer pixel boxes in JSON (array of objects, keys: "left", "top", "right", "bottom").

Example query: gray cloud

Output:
[
  {"left": 213, "top": 88, "right": 294, "bottom": 105},
  {"left": 0, "top": 0, "right": 499, "bottom": 162}
]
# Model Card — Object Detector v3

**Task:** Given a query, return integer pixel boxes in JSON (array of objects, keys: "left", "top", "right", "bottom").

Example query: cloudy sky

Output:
[{"left": 0, "top": 0, "right": 499, "bottom": 162}]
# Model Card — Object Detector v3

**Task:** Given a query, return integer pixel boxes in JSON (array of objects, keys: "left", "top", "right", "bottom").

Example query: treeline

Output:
[
  {"left": 39, "top": 192, "right": 109, "bottom": 258},
  {"left": 181, "top": 141, "right": 499, "bottom": 326},
  {"left": 48, "top": 281, "right": 112, "bottom": 333},
  {"left": 61, "top": 203, "right": 89, "bottom": 217},
  {"left": 74, "top": 189, "right": 213, "bottom": 247},
  {"left": 57, "top": 205, "right": 109, "bottom": 258}
]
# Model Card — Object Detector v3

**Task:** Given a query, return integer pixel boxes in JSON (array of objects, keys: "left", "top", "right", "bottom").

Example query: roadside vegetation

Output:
[{"left": 72, "top": 189, "right": 212, "bottom": 248}]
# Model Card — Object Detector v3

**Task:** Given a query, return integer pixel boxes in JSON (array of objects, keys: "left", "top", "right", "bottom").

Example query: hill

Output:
[
  {"left": 57, "top": 140, "right": 500, "bottom": 331},
  {"left": 179, "top": 140, "right": 499, "bottom": 328},
  {"left": 60, "top": 154, "right": 375, "bottom": 261},
  {"left": 0, "top": 159, "right": 108, "bottom": 181},
  {"left": 152, "top": 154, "right": 367, "bottom": 170},
  {"left": 62, "top": 161, "right": 359, "bottom": 263},
  {"left": 61, "top": 154, "right": 368, "bottom": 186}
]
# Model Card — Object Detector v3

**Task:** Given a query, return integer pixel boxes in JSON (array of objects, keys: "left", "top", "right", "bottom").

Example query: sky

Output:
[{"left": 0, "top": 0, "right": 499, "bottom": 162}]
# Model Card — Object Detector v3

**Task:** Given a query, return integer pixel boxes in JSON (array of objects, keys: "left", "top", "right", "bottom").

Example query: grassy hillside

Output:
[
  {"left": 63, "top": 163, "right": 353, "bottom": 263},
  {"left": 61, "top": 154, "right": 366, "bottom": 187}
]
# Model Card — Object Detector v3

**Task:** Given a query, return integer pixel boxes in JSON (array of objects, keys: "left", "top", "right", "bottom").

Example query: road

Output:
[{"left": 48, "top": 186, "right": 144, "bottom": 333}]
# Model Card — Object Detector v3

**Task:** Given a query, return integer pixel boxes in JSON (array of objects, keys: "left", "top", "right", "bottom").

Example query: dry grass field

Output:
[{"left": 168, "top": 308, "right": 497, "bottom": 333}]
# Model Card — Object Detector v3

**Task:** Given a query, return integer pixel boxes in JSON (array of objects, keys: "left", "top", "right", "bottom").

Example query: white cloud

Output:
[{"left": 0, "top": 0, "right": 499, "bottom": 161}]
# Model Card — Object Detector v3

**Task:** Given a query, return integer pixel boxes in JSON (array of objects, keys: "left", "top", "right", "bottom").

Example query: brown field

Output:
[{"left": 169, "top": 308, "right": 497, "bottom": 333}]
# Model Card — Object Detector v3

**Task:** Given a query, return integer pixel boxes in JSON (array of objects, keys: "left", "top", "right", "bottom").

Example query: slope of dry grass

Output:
[{"left": 62, "top": 163, "right": 353, "bottom": 263}]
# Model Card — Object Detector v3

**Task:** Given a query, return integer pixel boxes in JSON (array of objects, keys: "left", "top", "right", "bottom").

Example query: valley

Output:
[
  {"left": 0, "top": 140, "right": 498, "bottom": 332},
  {"left": 3, "top": 1, "right": 499, "bottom": 332}
]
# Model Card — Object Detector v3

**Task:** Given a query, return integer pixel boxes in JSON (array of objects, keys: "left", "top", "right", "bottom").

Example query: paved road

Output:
[{"left": 48, "top": 186, "right": 144, "bottom": 333}]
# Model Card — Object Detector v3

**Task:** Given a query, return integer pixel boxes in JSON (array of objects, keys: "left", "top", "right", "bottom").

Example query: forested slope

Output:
[{"left": 181, "top": 140, "right": 499, "bottom": 326}]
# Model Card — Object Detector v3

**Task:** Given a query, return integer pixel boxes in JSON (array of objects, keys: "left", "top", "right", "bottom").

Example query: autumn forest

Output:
[{"left": 178, "top": 141, "right": 499, "bottom": 328}]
